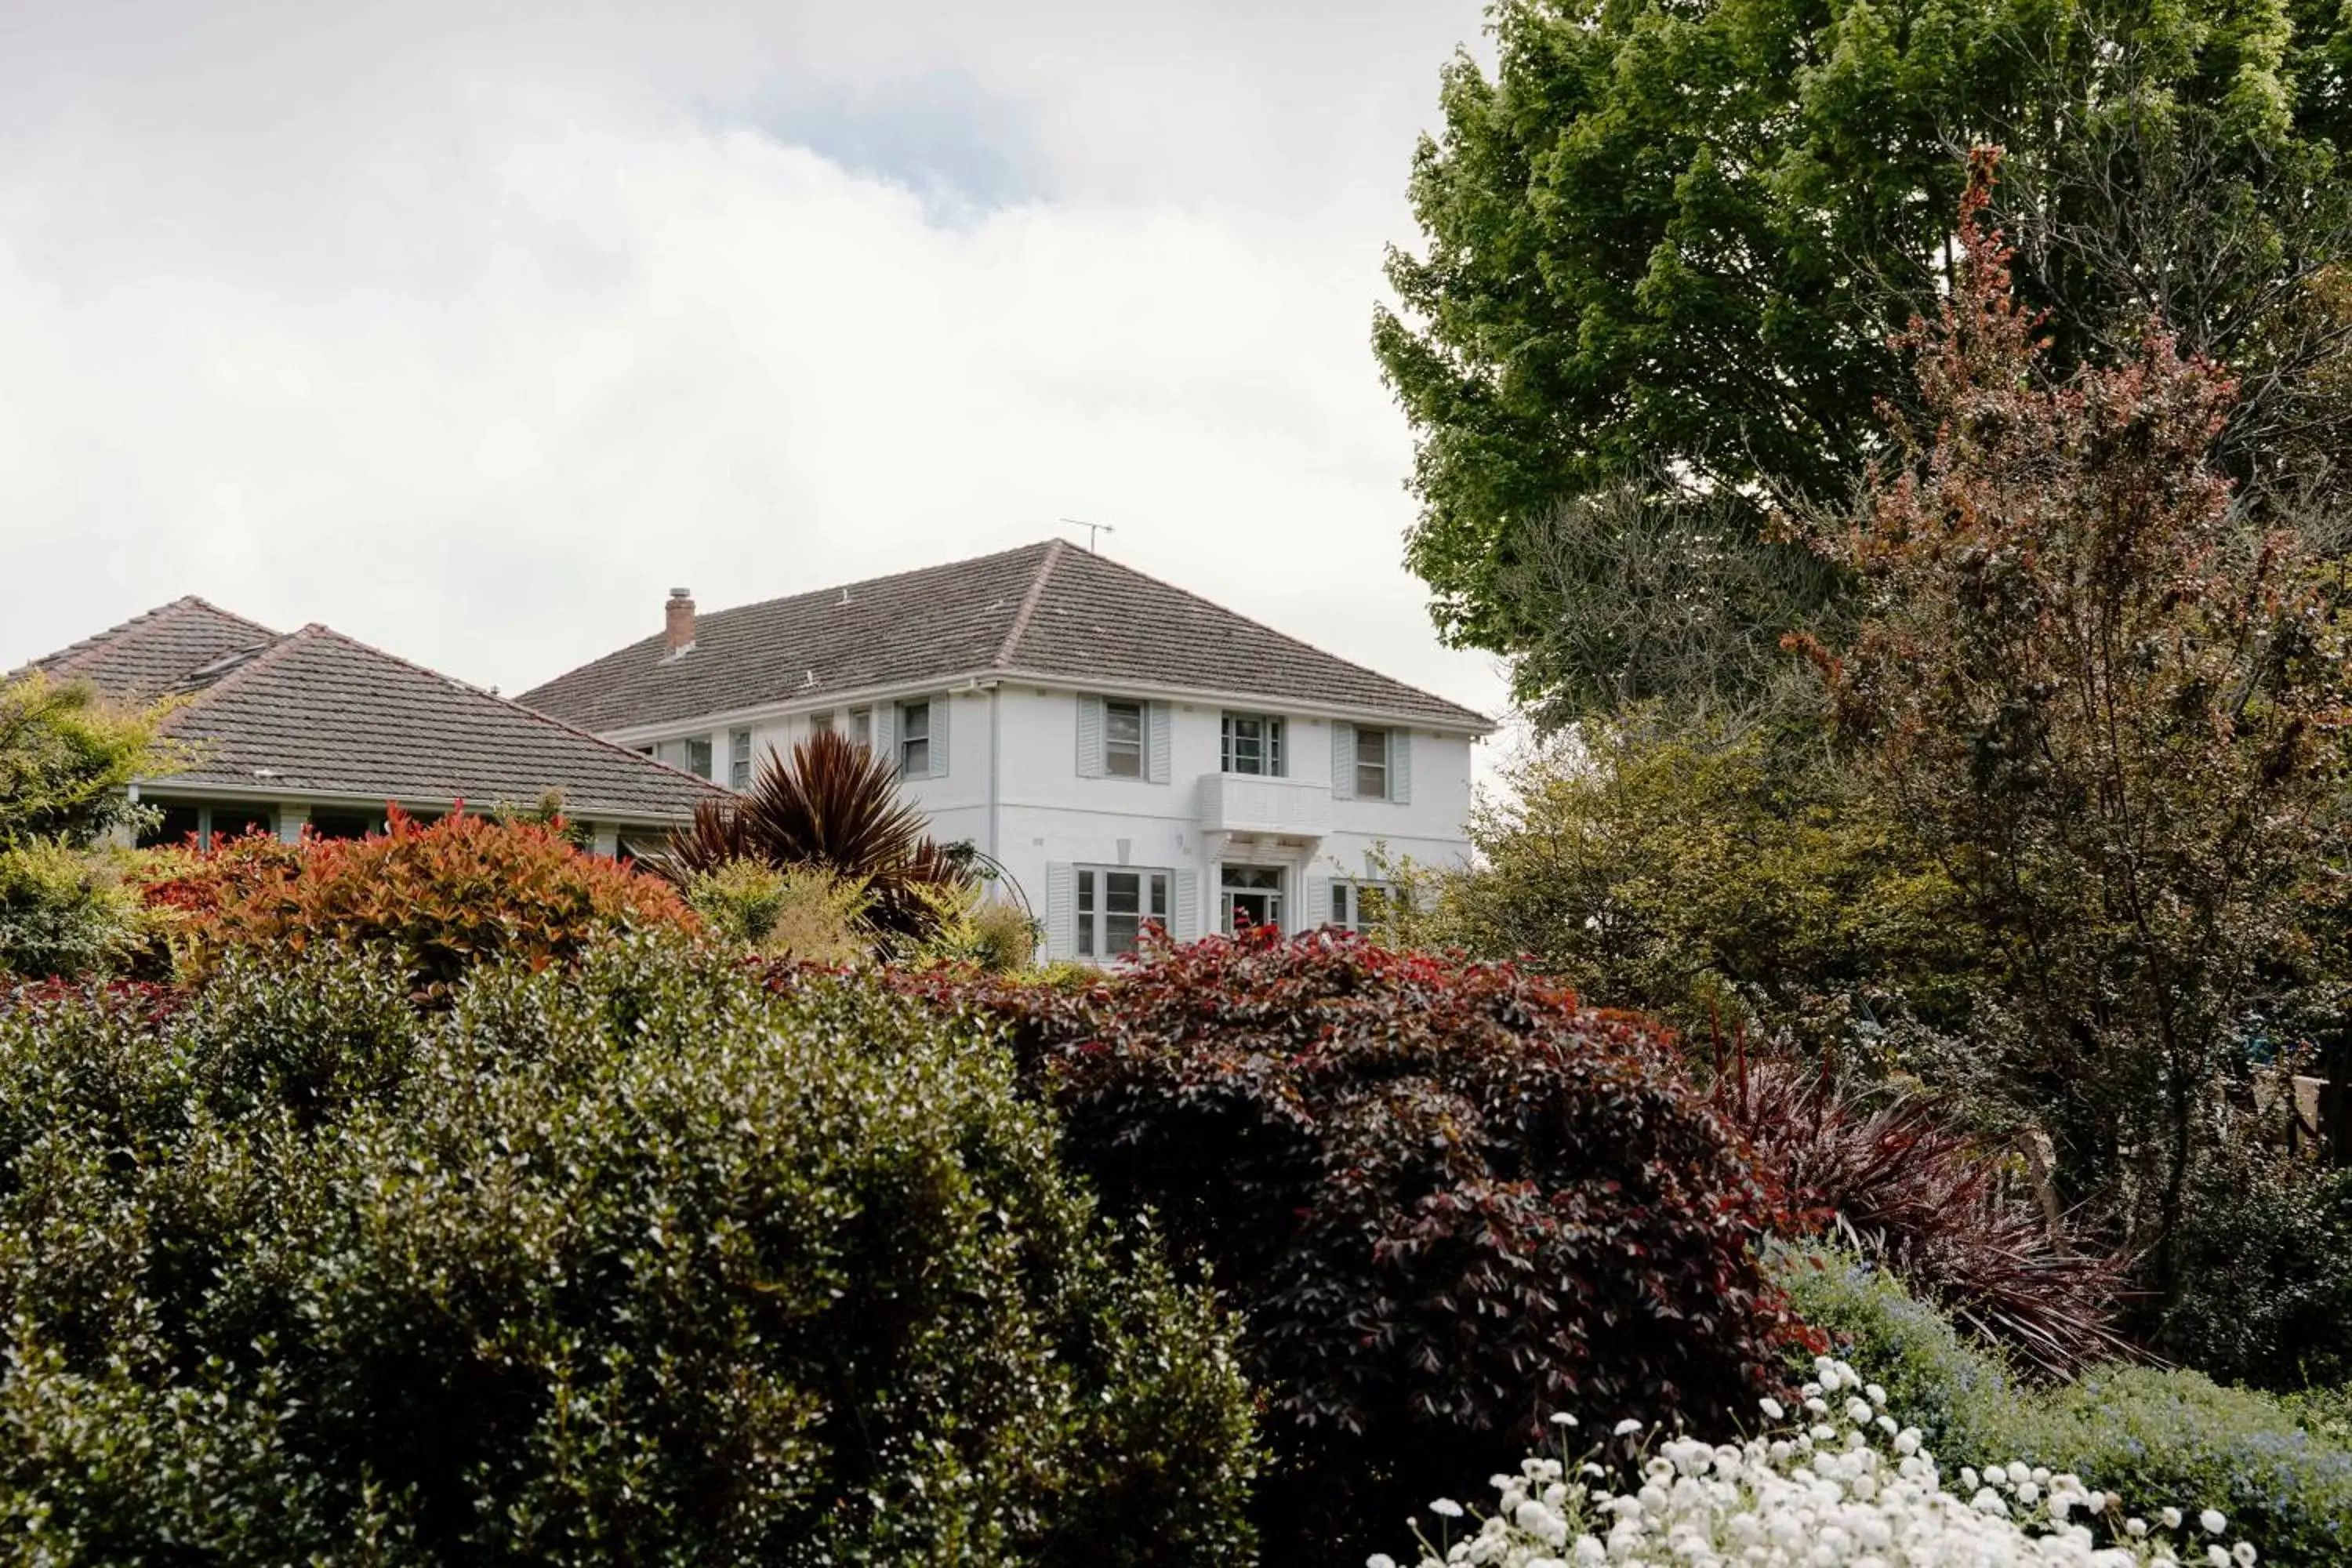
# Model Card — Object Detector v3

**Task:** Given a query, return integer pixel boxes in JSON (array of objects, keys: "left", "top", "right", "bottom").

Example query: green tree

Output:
[
  {"left": 1377, "top": 0, "right": 2352, "bottom": 721},
  {"left": 1799, "top": 156, "right": 2350, "bottom": 1286},
  {"left": 0, "top": 673, "right": 173, "bottom": 848},
  {"left": 1385, "top": 722, "right": 1976, "bottom": 1060}
]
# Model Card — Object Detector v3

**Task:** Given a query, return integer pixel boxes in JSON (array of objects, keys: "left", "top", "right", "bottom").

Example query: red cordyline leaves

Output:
[
  {"left": 142, "top": 808, "right": 694, "bottom": 1000},
  {"left": 1715, "top": 1055, "right": 2129, "bottom": 1378},
  {"left": 665, "top": 729, "right": 967, "bottom": 942},
  {"left": 910, "top": 925, "right": 1817, "bottom": 1565}
]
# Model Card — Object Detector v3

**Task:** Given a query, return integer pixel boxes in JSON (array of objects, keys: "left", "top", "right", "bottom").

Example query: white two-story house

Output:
[{"left": 517, "top": 539, "right": 1492, "bottom": 961}]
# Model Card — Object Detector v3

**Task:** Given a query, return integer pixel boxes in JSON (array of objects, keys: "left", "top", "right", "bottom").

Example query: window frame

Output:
[
  {"left": 1353, "top": 726, "right": 1390, "bottom": 800},
  {"left": 849, "top": 706, "right": 873, "bottom": 750},
  {"left": 728, "top": 728, "right": 753, "bottom": 790},
  {"left": 1330, "top": 879, "right": 1393, "bottom": 936},
  {"left": 1220, "top": 712, "right": 1285, "bottom": 777},
  {"left": 898, "top": 699, "right": 931, "bottom": 776},
  {"left": 1103, "top": 699, "right": 1145, "bottom": 779},
  {"left": 684, "top": 736, "right": 713, "bottom": 779},
  {"left": 1074, "top": 865, "right": 1171, "bottom": 959}
]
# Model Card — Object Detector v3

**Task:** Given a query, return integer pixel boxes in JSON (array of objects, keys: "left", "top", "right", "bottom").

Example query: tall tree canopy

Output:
[{"left": 1377, "top": 0, "right": 2352, "bottom": 722}]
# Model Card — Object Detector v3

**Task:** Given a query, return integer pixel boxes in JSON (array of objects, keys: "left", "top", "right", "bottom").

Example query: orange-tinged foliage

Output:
[{"left": 142, "top": 808, "right": 694, "bottom": 997}]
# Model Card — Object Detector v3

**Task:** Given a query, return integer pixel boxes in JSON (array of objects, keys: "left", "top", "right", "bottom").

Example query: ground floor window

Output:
[
  {"left": 1076, "top": 866, "right": 1170, "bottom": 958},
  {"left": 1329, "top": 880, "right": 1392, "bottom": 936},
  {"left": 1221, "top": 865, "right": 1283, "bottom": 933},
  {"left": 136, "top": 801, "right": 274, "bottom": 849},
  {"left": 307, "top": 808, "right": 384, "bottom": 841}
]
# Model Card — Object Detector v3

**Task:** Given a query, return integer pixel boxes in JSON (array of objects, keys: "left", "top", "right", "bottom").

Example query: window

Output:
[
  {"left": 1330, "top": 880, "right": 1392, "bottom": 936},
  {"left": 1104, "top": 699, "right": 1144, "bottom": 778},
  {"left": 729, "top": 729, "right": 753, "bottom": 790},
  {"left": 1076, "top": 867, "right": 1170, "bottom": 958},
  {"left": 1221, "top": 864, "right": 1283, "bottom": 933},
  {"left": 1221, "top": 713, "right": 1283, "bottom": 776},
  {"left": 849, "top": 707, "right": 873, "bottom": 749},
  {"left": 684, "top": 737, "right": 713, "bottom": 779},
  {"left": 808, "top": 710, "right": 834, "bottom": 737},
  {"left": 136, "top": 803, "right": 201, "bottom": 848},
  {"left": 898, "top": 700, "right": 930, "bottom": 775},
  {"left": 307, "top": 808, "right": 382, "bottom": 841},
  {"left": 1354, "top": 727, "right": 1390, "bottom": 800}
]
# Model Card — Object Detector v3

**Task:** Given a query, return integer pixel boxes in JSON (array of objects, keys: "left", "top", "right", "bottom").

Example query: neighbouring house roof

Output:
[
  {"left": 19, "top": 608, "right": 726, "bottom": 824},
  {"left": 517, "top": 539, "right": 1494, "bottom": 733}
]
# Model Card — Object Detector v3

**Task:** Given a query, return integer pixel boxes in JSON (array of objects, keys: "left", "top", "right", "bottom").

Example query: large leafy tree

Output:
[
  {"left": 1799, "top": 155, "right": 2350, "bottom": 1287},
  {"left": 1378, "top": 0, "right": 2352, "bottom": 720}
]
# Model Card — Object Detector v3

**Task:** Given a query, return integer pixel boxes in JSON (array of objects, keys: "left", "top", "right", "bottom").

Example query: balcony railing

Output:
[{"left": 1196, "top": 772, "right": 1330, "bottom": 837}]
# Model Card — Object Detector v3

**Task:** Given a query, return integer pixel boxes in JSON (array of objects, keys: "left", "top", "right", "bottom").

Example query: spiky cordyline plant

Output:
[
  {"left": 663, "top": 730, "right": 967, "bottom": 942},
  {"left": 1716, "top": 1056, "right": 2131, "bottom": 1379}
]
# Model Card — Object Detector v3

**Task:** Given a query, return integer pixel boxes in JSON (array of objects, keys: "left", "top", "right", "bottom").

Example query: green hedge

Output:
[
  {"left": 1776, "top": 1246, "right": 2352, "bottom": 1567},
  {"left": 0, "top": 938, "right": 1257, "bottom": 1563}
]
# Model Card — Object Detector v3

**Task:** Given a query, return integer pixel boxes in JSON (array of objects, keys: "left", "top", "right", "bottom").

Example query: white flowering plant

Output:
[{"left": 1371, "top": 1357, "right": 2262, "bottom": 1568}]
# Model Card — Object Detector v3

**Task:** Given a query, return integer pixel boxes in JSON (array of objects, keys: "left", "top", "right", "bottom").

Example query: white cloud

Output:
[{"left": 0, "top": 0, "right": 1508, "bottom": 747}]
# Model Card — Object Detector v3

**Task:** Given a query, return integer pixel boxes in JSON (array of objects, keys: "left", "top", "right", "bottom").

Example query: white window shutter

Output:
[
  {"left": 1147, "top": 701, "right": 1171, "bottom": 784},
  {"left": 1076, "top": 695, "right": 1105, "bottom": 778},
  {"left": 1303, "top": 873, "right": 1331, "bottom": 931},
  {"left": 1390, "top": 731, "right": 1412, "bottom": 804},
  {"left": 871, "top": 704, "right": 896, "bottom": 769},
  {"left": 1173, "top": 869, "right": 1199, "bottom": 942},
  {"left": 928, "top": 696, "right": 949, "bottom": 779},
  {"left": 1045, "top": 863, "right": 1076, "bottom": 960},
  {"left": 1330, "top": 721, "right": 1356, "bottom": 800}
]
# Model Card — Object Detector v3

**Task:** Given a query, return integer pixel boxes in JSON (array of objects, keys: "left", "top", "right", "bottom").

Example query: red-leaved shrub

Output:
[
  {"left": 909, "top": 926, "right": 1814, "bottom": 1565},
  {"left": 142, "top": 810, "right": 694, "bottom": 998},
  {"left": 1717, "top": 1058, "right": 2129, "bottom": 1377}
]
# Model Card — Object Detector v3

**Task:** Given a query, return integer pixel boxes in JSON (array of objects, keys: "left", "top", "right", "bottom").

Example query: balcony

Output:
[{"left": 1196, "top": 772, "right": 1330, "bottom": 839}]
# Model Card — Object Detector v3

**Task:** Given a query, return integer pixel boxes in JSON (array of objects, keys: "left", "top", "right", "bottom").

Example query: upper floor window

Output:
[
  {"left": 684, "top": 737, "right": 713, "bottom": 779},
  {"left": 898, "top": 700, "right": 931, "bottom": 775},
  {"left": 1076, "top": 866, "right": 1169, "bottom": 958},
  {"left": 808, "top": 710, "right": 835, "bottom": 738},
  {"left": 1354, "top": 727, "right": 1390, "bottom": 799},
  {"left": 1221, "top": 712, "right": 1283, "bottom": 776},
  {"left": 850, "top": 707, "right": 873, "bottom": 750},
  {"left": 729, "top": 728, "right": 753, "bottom": 789},
  {"left": 1105, "top": 699, "right": 1145, "bottom": 778}
]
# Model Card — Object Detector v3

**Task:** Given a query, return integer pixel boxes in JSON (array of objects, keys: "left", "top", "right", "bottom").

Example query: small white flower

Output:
[
  {"left": 2232, "top": 1542, "right": 2257, "bottom": 1566},
  {"left": 1430, "top": 1499, "right": 1464, "bottom": 1519},
  {"left": 2207, "top": 1547, "right": 2230, "bottom": 1568},
  {"left": 2201, "top": 1508, "right": 2227, "bottom": 1535},
  {"left": 1758, "top": 1397, "right": 1785, "bottom": 1421},
  {"left": 1551, "top": 1412, "right": 1577, "bottom": 1428},
  {"left": 1613, "top": 1418, "right": 1642, "bottom": 1437},
  {"left": 1368, "top": 1556, "right": 1397, "bottom": 1568},
  {"left": 2126, "top": 1519, "right": 2149, "bottom": 1538},
  {"left": 2162, "top": 1508, "right": 2185, "bottom": 1530},
  {"left": 1864, "top": 1382, "right": 1886, "bottom": 1406}
]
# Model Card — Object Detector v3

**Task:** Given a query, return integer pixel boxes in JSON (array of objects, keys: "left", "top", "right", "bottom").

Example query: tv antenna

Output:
[{"left": 1062, "top": 517, "right": 1115, "bottom": 554}]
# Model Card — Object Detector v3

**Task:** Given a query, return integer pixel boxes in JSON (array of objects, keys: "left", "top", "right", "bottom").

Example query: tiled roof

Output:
[
  {"left": 518, "top": 540, "right": 1493, "bottom": 732},
  {"left": 24, "top": 609, "right": 725, "bottom": 824},
  {"left": 21, "top": 596, "right": 279, "bottom": 698}
]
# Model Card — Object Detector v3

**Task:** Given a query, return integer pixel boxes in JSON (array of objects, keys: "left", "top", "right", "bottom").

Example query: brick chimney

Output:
[{"left": 663, "top": 587, "right": 696, "bottom": 655}]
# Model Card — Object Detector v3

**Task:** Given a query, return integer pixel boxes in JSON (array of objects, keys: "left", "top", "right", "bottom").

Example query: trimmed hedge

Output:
[
  {"left": 913, "top": 927, "right": 1812, "bottom": 1564},
  {"left": 0, "top": 938, "right": 1257, "bottom": 1563},
  {"left": 1777, "top": 1244, "right": 2352, "bottom": 1567}
]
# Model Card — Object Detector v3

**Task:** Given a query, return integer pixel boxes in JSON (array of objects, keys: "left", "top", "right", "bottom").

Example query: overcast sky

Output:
[{"left": 0, "top": 0, "right": 1515, "bottom": 750}]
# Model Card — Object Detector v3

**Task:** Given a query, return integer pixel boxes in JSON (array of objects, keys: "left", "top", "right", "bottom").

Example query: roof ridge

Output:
[
  {"left": 994, "top": 537, "right": 1065, "bottom": 669},
  {"left": 296, "top": 625, "right": 729, "bottom": 797},
  {"left": 1054, "top": 549, "right": 1490, "bottom": 727},
  {"left": 688, "top": 540, "right": 1056, "bottom": 636}
]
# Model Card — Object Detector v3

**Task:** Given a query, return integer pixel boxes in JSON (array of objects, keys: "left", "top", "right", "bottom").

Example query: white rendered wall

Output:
[{"left": 608, "top": 683, "right": 1480, "bottom": 946}]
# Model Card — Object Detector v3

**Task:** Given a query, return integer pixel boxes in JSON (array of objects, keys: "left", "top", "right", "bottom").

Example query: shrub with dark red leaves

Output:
[
  {"left": 1716, "top": 1058, "right": 2129, "bottom": 1377},
  {"left": 141, "top": 810, "right": 695, "bottom": 1000},
  {"left": 910, "top": 926, "right": 1814, "bottom": 1565}
]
